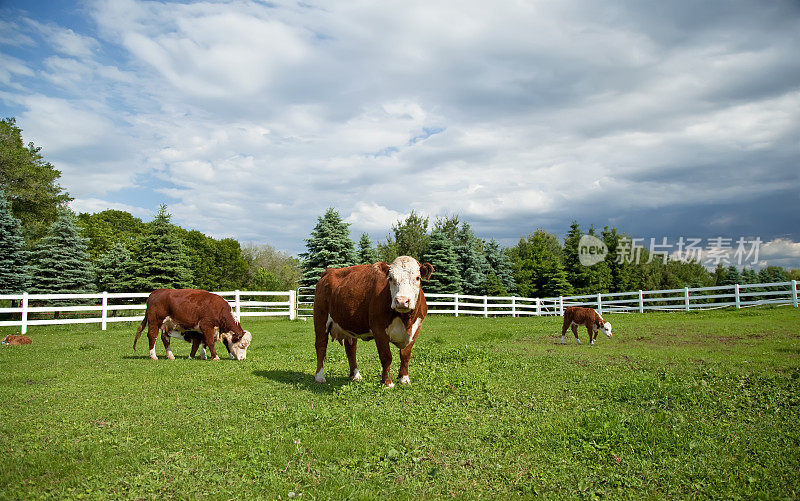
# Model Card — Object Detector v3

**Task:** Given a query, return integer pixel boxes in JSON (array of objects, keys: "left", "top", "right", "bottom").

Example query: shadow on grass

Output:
[{"left": 253, "top": 369, "right": 351, "bottom": 393}]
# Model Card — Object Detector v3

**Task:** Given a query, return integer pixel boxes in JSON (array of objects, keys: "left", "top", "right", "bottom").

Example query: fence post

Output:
[
  {"left": 684, "top": 287, "right": 690, "bottom": 311},
  {"left": 21, "top": 292, "right": 28, "bottom": 335},
  {"left": 454, "top": 293, "right": 459, "bottom": 317},
  {"left": 558, "top": 296, "right": 564, "bottom": 316},
  {"left": 536, "top": 298, "right": 541, "bottom": 316},
  {"left": 735, "top": 284, "right": 741, "bottom": 309},
  {"left": 638, "top": 290, "right": 644, "bottom": 313},
  {"left": 101, "top": 291, "right": 108, "bottom": 331},
  {"left": 235, "top": 290, "right": 241, "bottom": 319},
  {"left": 484, "top": 295, "right": 488, "bottom": 318},
  {"left": 792, "top": 280, "right": 797, "bottom": 308},
  {"left": 597, "top": 293, "right": 602, "bottom": 316},
  {"left": 288, "top": 290, "right": 296, "bottom": 320},
  {"left": 511, "top": 296, "right": 516, "bottom": 317}
]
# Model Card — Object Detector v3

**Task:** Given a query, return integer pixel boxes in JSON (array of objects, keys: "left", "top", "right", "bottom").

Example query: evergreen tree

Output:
[
  {"left": 357, "top": 233, "right": 380, "bottom": 264},
  {"left": 0, "top": 190, "right": 30, "bottom": 293},
  {"left": 720, "top": 265, "right": 741, "bottom": 286},
  {"left": 377, "top": 210, "right": 430, "bottom": 262},
  {"left": 95, "top": 242, "right": 136, "bottom": 292},
  {"left": 740, "top": 267, "right": 759, "bottom": 284},
  {"left": 455, "top": 223, "right": 490, "bottom": 295},
  {"left": 507, "top": 229, "right": 571, "bottom": 298},
  {"left": 422, "top": 228, "right": 462, "bottom": 294},
  {"left": 484, "top": 239, "right": 517, "bottom": 294},
  {"left": 29, "top": 209, "right": 95, "bottom": 294},
  {"left": 130, "top": 205, "right": 193, "bottom": 291},
  {"left": 300, "top": 208, "right": 356, "bottom": 288}
]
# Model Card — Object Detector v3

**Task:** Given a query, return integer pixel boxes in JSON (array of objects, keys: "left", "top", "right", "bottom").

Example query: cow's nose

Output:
[{"left": 395, "top": 296, "right": 410, "bottom": 307}]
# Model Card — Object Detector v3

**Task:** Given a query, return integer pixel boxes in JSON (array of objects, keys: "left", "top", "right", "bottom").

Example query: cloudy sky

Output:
[{"left": 1, "top": 0, "right": 799, "bottom": 266}]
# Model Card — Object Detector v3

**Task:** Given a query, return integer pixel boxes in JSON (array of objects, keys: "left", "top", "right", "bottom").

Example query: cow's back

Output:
[
  {"left": 315, "top": 264, "right": 389, "bottom": 332},
  {"left": 148, "top": 289, "right": 229, "bottom": 327}
]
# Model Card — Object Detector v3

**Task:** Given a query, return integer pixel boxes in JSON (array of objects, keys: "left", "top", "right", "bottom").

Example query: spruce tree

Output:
[
  {"left": 0, "top": 190, "right": 30, "bottom": 293},
  {"left": 29, "top": 209, "right": 95, "bottom": 294},
  {"left": 422, "top": 228, "right": 462, "bottom": 294},
  {"left": 357, "top": 233, "right": 380, "bottom": 264},
  {"left": 484, "top": 239, "right": 517, "bottom": 294},
  {"left": 95, "top": 242, "right": 136, "bottom": 292},
  {"left": 130, "top": 205, "right": 193, "bottom": 291},
  {"left": 300, "top": 208, "right": 356, "bottom": 288},
  {"left": 455, "top": 223, "right": 490, "bottom": 295}
]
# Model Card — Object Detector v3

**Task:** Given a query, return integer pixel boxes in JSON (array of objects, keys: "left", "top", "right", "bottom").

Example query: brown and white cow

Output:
[
  {"left": 560, "top": 306, "right": 612, "bottom": 346},
  {"left": 313, "top": 256, "right": 434, "bottom": 387},
  {"left": 2, "top": 335, "right": 32, "bottom": 345},
  {"left": 134, "top": 289, "right": 252, "bottom": 360}
]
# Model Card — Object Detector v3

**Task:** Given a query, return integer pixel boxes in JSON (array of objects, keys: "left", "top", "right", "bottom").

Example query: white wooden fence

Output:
[
  {"left": 1, "top": 281, "right": 797, "bottom": 333},
  {"left": 0, "top": 290, "right": 296, "bottom": 334}
]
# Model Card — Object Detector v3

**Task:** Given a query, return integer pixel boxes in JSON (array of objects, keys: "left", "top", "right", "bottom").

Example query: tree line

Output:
[{"left": 300, "top": 209, "right": 799, "bottom": 298}]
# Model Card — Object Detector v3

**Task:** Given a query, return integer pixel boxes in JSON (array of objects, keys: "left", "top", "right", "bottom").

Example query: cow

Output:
[
  {"left": 313, "top": 256, "right": 434, "bottom": 387},
  {"left": 133, "top": 289, "right": 252, "bottom": 361},
  {"left": 560, "top": 306, "right": 612, "bottom": 346},
  {"left": 2, "top": 335, "right": 32, "bottom": 345}
]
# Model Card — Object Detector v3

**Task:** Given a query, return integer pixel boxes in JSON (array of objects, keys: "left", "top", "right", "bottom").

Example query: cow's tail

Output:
[{"left": 133, "top": 312, "right": 148, "bottom": 351}]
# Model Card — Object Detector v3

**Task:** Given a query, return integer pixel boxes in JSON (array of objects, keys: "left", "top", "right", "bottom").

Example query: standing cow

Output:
[
  {"left": 314, "top": 256, "right": 434, "bottom": 387},
  {"left": 134, "top": 289, "right": 252, "bottom": 360},
  {"left": 561, "top": 306, "right": 612, "bottom": 345}
]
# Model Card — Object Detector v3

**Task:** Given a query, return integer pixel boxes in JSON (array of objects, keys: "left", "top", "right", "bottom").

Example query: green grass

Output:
[{"left": 1, "top": 307, "right": 799, "bottom": 500}]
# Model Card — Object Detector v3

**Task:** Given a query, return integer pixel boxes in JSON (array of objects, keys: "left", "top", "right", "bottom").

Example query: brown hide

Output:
[
  {"left": 313, "top": 260, "right": 431, "bottom": 386},
  {"left": 2, "top": 335, "right": 32, "bottom": 345},
  {"left": 563, "top": 306, "right": 605, "bottom": 328},
  {"left": 134, "top": 289, "right": 246, "bottom": 360}
]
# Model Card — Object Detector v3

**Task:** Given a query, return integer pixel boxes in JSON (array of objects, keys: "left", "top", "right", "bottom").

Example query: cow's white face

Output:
[
  {"left": 385, "top": 257, "right": 433, "bottom": 313},
  {"left": 599, "top": 321, "right": 613, "bottom": 338},
  {"left": 223, "top": 330, "right": 252, "bottom": 360}
]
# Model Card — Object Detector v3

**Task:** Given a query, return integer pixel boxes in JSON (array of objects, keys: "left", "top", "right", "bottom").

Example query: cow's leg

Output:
[
  {"left": 161, "top": 332, "right": 175, "bottom": 360},
  {"left": 344, "top": 338, "right": 361, "bottom": 381},
  {"left": 200, "top": 345, "right": 207, "bottom": 360},
  {"left": 375, "top": 334, "right": 394, "bottom": 387},
  {"left": 397, "top": 338, "right": 417, "bottom": 385},
  {"left": 188, "top": 338, "right": 201, "bottom": 359},
  {"left": 587, "top": 326, "right": 595, "bottom": 346},
  {"left": 560, "top": 316, "right": 570, "bottom": 344},
  {"left": 572, "top": 324, "right": 581, "bottom": 344},
  {"left": 147, "top": 318, "right": 160, "bottom": 360},
  {"left": 313, "top": 308, "right": 329, "bottom": 383},
  {"left": 201, "top": 324, "right": 220, "bottom": 360}
]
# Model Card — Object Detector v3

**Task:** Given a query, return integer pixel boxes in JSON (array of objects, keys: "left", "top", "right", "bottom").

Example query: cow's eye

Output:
[{"left": 416, "top": 276, "right": 420, "bottom": 281}]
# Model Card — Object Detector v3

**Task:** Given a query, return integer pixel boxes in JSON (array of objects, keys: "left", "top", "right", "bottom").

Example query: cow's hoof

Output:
[
  {"left": 350, "top": 369, "right": 362, "bottom": 382},
  {"left": 166, "top": 353, "right": 175, "bottom": 360},
  {"left": 398, "top": 375, "right": 411, "bottom": 385},
  {"left": 576, "top": 340, "right": 582, "bottom": 345},
  {"left": 385, "top": 382, "right": 395, "bottom": 388},
  {"left": 149, "top": 355, "right": 158, "bottom": 360},
  {"left": 212, "top": 356, "right": 220, "bottom": 361},
  {"left": 314, "top": 368, "right": 326, "bottom": 384},
  {"left": 187, "top": 356, "right": 193, "bottom": 360}
]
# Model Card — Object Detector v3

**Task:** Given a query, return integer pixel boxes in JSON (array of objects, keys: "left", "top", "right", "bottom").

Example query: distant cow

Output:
[
  {"left": 314, "top": 256, "right": 434, "bottom": 387},
  {"left": 561, "top": 306, "right": 612, "bottom": 345},
  {"left": 134, "top": 289, "right": 252, "bottom": 360},
  {"left": 2, "top": 335, "right": 32, "bottom": 345}
]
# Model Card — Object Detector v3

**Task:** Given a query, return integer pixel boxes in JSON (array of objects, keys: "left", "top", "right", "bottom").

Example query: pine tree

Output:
[
  {"left": 130, "top": 205, "right": 193, "bottom": 292},
  {"left": 29, "top": 209, "right": 95, "bottom": 294},
  {"left": 422, "top": 228, "right": 462, "bottom": 294},
  {"left": 0, "top": 190, "right": 30, "bottom": 293},
  {"left": 95, "top": 242, "right": 136, "bottom": 292},
  {"left": 484, "top": 239, "right": 517, "bottom": 294},
  {"left": 455, "top": 223, "right": 490, "bottom": 295},
  {"left": 357, "top": 233, "right": 380, "bottom": 264},
  {"left": 300, "top": 208, "right": 356, "bottom": 288}
]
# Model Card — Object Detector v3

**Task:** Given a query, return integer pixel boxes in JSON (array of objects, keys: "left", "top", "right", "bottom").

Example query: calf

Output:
[
  {"left": 2, "top": 335, "right": 32, "bottom": 345},
  {"left": 134, "top": 289, "right": 252, "bottom": 360},
  {"left": 561, "top": 306, "right": 612, "bottom": 345},
  {"left": 313, "top": 256, "right": 434, "bottom": 387}
]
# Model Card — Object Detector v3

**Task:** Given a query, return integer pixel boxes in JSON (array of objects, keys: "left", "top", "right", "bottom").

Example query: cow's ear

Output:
[
  {"left": 376, "top": 262, "right": 390, "bottom": 276},
  {"left": 420, "top": 262, "right": 434, "bottom": 280}
]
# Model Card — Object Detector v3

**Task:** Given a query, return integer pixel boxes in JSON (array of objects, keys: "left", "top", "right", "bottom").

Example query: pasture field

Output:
[{"left": 1, "top": 308, "right": 799, "bottom": 500}]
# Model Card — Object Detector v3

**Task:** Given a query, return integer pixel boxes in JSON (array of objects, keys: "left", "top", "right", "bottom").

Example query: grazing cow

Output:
[
  {"left": 561, "top": 306, "right": 612, "bottom": 345},
  {"left": 2, "top": 335, "right": 32, "bottom": 345},
  {"left": 314, "top": 256, "right": 434, "bottom": 387},
  {"left": 134, "top": 289, "right": 252, "bottom": 360}
]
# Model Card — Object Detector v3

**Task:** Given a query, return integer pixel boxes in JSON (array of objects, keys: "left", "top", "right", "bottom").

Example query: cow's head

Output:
[
  {"left": 598, "top": 321, "right": 613, "bottom": 338},
  {"left": 378, "top": 256, "right": 434, "bottom": 313},
  {"left": 221, "top": 330, "right": 252, "bottom": 360}
]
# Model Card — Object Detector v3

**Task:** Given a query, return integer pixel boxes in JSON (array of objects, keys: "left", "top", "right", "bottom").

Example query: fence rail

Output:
[
  {"left": 0, "top": 290, "right": 296, "bottom": 334},
  {"left": 1, "top": 281, "right": 797, "bottom": 333}
]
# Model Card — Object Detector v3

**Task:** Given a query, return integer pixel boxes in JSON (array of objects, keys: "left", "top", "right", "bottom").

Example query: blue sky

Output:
[{"left": 1, "top": 0, "right": 799, "bottom": 267}]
